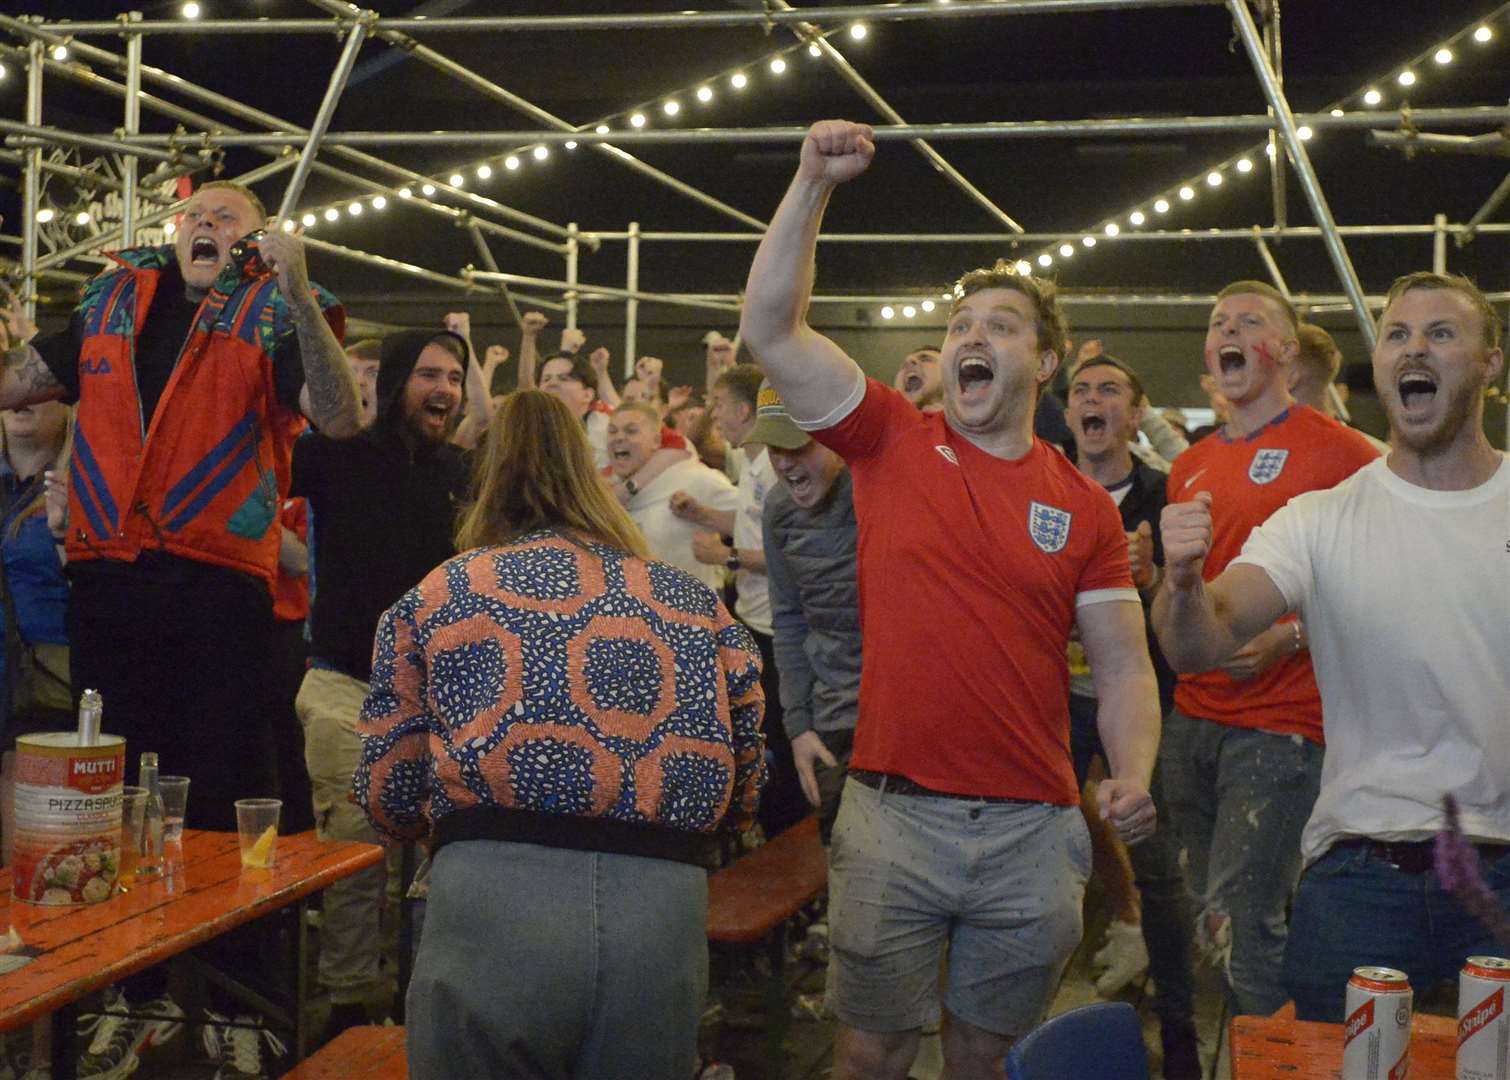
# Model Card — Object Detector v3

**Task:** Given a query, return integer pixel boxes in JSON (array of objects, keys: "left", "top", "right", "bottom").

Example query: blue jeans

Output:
[
  {"left": 406, "top": 839, "right": 708, "bottom": 1080},
  {"left": 1283, "top": 842, "right": 1510, "bottom": 1022},
  {"left": 1160, "top": 709, "right": 1323, "bottom": 1017},
  {"left": 1070, "top": 694, "right": 1196, "bottom": 1025}
]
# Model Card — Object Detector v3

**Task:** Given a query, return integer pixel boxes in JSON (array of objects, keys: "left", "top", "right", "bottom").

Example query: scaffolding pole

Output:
[
  {"left": 464, "top": 269, "right": 742, "bottom": 315},
  {"left": 1434, "top": 214, "right": 1448, "bottom": 273},
  {"left": 625, "top": 222, "right": 640, "bottom": 375},
  {"left": 120, "top": 15, "right": 142, "bottom": 248},
  {"left": 0, "top": 14, "right": 571, "bottom": 245},
  {"left": 565, "top": 224, "right": 580, "bottom": 330},
  {"left": 1262, "top": 0, "right": 1285, "bottom": 232},
  {"left": 300, "top": 0, "right": 765, "bottom": 232},
  {"left": 584, "top": 223, "right": 1510, "bottom": 243},
  {"left": 303, "top": 236, "right": 564, "bottom": 311},
  {"left": 108, "top": 107, "right": 1510, "bottom": 147},
  {"left": 275, "top": 15, "right": 370, "bottom": 222},
  {"left": 1, "top": 119, "right": 197, "bottom": 165},
  {"left": 465, "top": 227, "right": 524, "bottom": 330},
  {"left": 1461, "top": 171, "right": 1510, "bottom": 246},
  {"left": 34, "top": 1, "right": 1229, "bottom": 36},
  {"left": 1227, "top": 0, "right": 1374, "bottom": 349},
  {"left": 19, "top": 42, "right": 42, "bottom": 319}
]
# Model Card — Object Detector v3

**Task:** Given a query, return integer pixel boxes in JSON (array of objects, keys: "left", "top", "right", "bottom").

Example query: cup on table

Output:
[
  {"left": 119, "top": 786, "right": 147, "bottom": 885},
  {"left": 158, "top": 776, "right": 190, "bottom": 843},
  {"left": 234, "top": 798, "right": 282, "bottom": 869}
]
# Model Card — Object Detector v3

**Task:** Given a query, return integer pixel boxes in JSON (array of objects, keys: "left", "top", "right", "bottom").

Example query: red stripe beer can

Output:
[
  {"left": 1344, "top": 967, "right": 1413, "bottom": 1080},
  {"left": 1458, "top": 956, "right": 1510, "bottom": 1080}
]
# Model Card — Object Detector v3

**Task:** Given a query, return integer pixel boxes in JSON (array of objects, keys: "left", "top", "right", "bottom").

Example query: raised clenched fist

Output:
[
  {"left": 799, "top": 120, "right": 876, "bottom": 186},
  {"left": 1159, "top": 493, "right": 1213, "bottom": 590},
  {"left": 521, "top": 311, "right": 548, "bottom": 334}
]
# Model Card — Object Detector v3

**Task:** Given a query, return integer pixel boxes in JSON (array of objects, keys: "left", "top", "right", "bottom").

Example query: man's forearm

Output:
[
  {"left": 460, "top": 337, "right": 491, "bottom": 429},
  {"left": 291, "top": 295, "right": 361, "bottom": 438},
  {"left": 1094, "top": 672, "right": 1161, "bottom": 788},
  {"left": 518, "top": 331, "right": 539, "bottom": 389},
  {"left": 1151, "top": 578, "right": 1242, "bottom": 673},
  {"left": 2, "top": 342, "right": 65, "bottom": 410},
  {"left": 740, "top": 176, "right": 832, "bottom": 352}
]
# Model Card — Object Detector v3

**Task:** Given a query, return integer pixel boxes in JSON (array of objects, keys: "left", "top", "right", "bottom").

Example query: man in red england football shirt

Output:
[
  {"left": 739, "top": 119, "right": 1161, "bottom": 1080},
  {"left": 1152, "top": 282, "right": 1379, "bottom": 1018}
]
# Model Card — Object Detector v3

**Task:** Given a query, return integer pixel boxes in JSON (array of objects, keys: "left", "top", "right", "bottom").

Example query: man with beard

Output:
[
  {"left": 740, "top": 120, "right": 1160, "bottom": 1080},
  {"left": 1155, "top": 272, "right": 1508, "bottom": 1023},
  {"left": 1152, "top": 281, "right": 1379, "bottom": 1019},
  {"left": 893, "top": 346, "right": 942, "bottom": 410},
  {"left": 290, "top": 328, "right": 470, "bottom": 1041}
]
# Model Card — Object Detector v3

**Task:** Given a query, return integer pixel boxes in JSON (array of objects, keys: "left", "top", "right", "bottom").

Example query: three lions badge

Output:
[{"left": 1029, "top": 501, "right": 1072, "bottom": 554}]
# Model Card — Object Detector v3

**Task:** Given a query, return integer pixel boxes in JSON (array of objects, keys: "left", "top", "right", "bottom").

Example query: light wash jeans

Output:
[
  {"left": 406, "top": 838, "right": 708, "bottom": 1080},
  {"left": 1160, "top": 708, "right": 1322, "bottom": 1017}
]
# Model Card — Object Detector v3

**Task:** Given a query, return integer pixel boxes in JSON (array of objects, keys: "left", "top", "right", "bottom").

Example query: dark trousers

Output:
[
  {"left": 1070, "top": 693, "right": 1196, "bottom": 1025},
  {"left": 749, "top": 627, "right": 808, "bottom": 840},
  {"left": 68, "top": 567, "right": 278, "bottom": 832},
  {"left": 270, "top": 619, "right": 316, "bottom": 834}
]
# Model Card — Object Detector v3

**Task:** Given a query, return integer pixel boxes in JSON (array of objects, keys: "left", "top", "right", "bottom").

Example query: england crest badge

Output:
[
  {"left": 1248, "top": 448, "right": 1290, "bottom": 485},
  {"left": 1028, "top": 501, "right": 1072, "bottom": 554}
]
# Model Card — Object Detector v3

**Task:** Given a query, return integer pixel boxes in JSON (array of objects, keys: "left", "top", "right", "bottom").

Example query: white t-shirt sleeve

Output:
[
  {"left": 1229, "top": 497, "right": 1313, "bottom": 614},
  {"left": 793, "top": 367, "right": 867, "bottom": 432}
]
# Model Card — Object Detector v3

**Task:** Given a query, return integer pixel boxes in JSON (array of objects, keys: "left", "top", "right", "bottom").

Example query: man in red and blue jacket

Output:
[{"left": 6, "top": 179, "right": 362, "bottom": 829}]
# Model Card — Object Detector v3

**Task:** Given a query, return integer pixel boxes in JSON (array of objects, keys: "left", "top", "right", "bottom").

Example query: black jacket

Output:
[{"left": 1113, "top": 461, "right": 1178, "bottom": 714}]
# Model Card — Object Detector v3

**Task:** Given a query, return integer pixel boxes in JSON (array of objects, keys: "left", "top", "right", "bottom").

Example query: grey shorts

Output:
[{"left": 826, "top": 776, "right": 1091, "bottom": 1037}]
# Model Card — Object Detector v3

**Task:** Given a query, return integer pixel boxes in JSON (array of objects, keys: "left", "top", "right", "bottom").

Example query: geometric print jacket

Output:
[{"left": 355, "top": 528, "right": 766, "bottom": 844}]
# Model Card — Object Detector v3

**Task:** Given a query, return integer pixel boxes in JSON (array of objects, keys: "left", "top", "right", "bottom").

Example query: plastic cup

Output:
[
  {"left": 158, "top": 776, "right": 190, "bottom": 843},
  {"left": 119, "top": 786, "right": 147, "bottom": 885},
  {"left": 234, "top": 799, "right": 282, "bottom": 869}
]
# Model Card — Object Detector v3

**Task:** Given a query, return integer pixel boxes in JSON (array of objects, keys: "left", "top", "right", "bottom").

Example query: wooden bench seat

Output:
[
  {"left": 282, "top": 1025, "right": 406, "bottom": 1079},
  {"left": 706, "top": 815, "right": 827, "bottom": 944}
]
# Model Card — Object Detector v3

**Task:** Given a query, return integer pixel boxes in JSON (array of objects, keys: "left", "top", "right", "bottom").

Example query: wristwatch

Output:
[
  {"left": 725, "top": 551, "right": 741, "bottom": 571},
  {"left": 623, "top": 478, "right": 638, "bottom": 496}
]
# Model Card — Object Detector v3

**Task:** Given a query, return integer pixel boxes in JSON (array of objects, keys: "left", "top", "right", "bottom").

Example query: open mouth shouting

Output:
[
  {"left": 1078, "top": 410, "right": 1107, "bottom": 437},
  {"left": 956, "top": 354, "right": 995, "bottom": 402},
  {"left": 189, "top": 236, "right": 221, "bottom": 269},
  {"left": 1217, "top": 345, "right": 1246, "bottom": 375},
  {"left": 1395, "top": 368, "right": 1438, "bottom": 415},
  {"left": 904, "top": 372, "right": 924, "bottom": 393}
]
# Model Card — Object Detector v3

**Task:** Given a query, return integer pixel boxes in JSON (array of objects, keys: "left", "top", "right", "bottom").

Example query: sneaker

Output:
[
  {"left": 1092, "top": 919, "right": 1150, "bottom": 997},
  {"left": 201, "top": 1012, "right": 285, "bottom": 1080},
  {"left": 77, "top": 990, "right": 185, "bottom": 1080}
]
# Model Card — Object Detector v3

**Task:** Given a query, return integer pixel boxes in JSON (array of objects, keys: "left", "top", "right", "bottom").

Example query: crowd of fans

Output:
[{"left": 0, "top": 112, "right": 1505, "bottom": 1080}]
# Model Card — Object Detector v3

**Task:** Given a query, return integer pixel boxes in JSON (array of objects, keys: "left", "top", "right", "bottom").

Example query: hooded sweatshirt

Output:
[{"left": 290, "top": 329, "right": 471, "bottom": 681}]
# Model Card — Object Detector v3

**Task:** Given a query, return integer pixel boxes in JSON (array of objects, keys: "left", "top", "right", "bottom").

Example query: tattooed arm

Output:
[
  {"left": 0, "top": 343, "right": 66, "bottom": 411},
  {"left": 260, "top": 231, "right": 362, "bottom": 439}
]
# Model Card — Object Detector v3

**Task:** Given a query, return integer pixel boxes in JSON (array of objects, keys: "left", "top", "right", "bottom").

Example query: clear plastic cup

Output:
[
  {"left": 119, "top": 786, "right": 147, "bottom": 885},
  {"left": 158, "top": 776, "right": 190, "bottom": 843},
  {"left": 234, "top": 799, "right": 282, "bottom": 869}
]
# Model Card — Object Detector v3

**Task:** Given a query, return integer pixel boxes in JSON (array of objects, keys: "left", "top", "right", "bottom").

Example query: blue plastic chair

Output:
[{"left": 1005, "top": 1002, "right": 1151, "bottom": 1080}]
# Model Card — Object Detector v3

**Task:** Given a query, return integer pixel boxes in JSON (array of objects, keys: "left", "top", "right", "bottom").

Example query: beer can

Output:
[
  {"left": 1458, "top": 956, "right": 1510, "bottom": 1080},
  {"left": 1344, "top": 966, "right": 1412, "bottom": 1080}
]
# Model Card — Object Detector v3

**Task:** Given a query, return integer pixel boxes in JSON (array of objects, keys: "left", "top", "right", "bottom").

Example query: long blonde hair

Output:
[{"left": 456, "top": 390, "right": 649, "bottom": 557}]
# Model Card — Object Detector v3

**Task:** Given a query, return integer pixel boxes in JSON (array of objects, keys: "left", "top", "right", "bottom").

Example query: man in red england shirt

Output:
[
  {"left": 1152, "top": 281, "right": 1378, "bottom": 1018},
  {"left": 740, "top": 119, "right": 1161, "bottom": 1080}
]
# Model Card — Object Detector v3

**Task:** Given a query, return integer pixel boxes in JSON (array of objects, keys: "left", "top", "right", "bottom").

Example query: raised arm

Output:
[
  {"left": 516, "top": 310, "right": 547, "bottom": 390},
  {"left": 1151, "top": 492, "right": 1291, "bottom": 672},
  {"left": 260, "top": 231, "right": 361, "bottom": 439},
  {"left": 0, "top": 288, "right": 65, "bottom": 411},
  {"left": 589, "top": 347, "right": 621, "bottom": 408},
  {"left": 444, "top": 311, "right": 492, "bottom": 450},
  {"left": 739, "top": 121, "right": 874, "bottom": 424}
]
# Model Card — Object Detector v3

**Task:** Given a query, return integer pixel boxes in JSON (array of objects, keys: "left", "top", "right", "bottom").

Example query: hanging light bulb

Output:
[
  {"left": 630, "top": 113, "right": 647, "bottom": 128},
  {"left": 1178, "top": 185, "right": 1196, "bottom": 201},
  {"left": 1206, "top": 171, "right": 1223, "bottom": 187},
  {"left": 533, "top": 146, "right": 549, "bottom": 161},
  {"left": 1397, "top": 70, "right": 1416, "bottom": 86},
  {"left": 301, "top": 213, "right": 317, "bottom": 227},
  {"left": 347, "top": 201, "right": 362, "bottom": 215},
  {"left": 1236, "top": 158, "right": 1253, "bottom": 173},
  {"left": 371, "top": 195, "right": 387, "bottom": 210},
  {"left": 324, "top": 207, "right": 339, "bottom": 222},
  {"left": 1082, "top": 236, "right": 1097, "bottom": 248},
  {"left": 921, "top": 300, "right": 936, "bottom": 313},
  {"left": 1037, "top": 253, "right": 1053, "bottom": 268},
  {"left": 35, "top": 208, "right": 55, "bottom": 223},
  {"left": 476, "top": 164, "right": 492, "bottom": 180},
  {"left": 1128, "top": 210, "right": 1146, "bottom": 225},
  {"left": 902, "top": 305, "right": 916, "bottom": 318},
  {"left": 880, "top": 305, "right": 895, "bottom": 320},
  {"left": 565, "top": 141, "right": 577, "bottom": 150},
  {"left": 505, "top": 156, "right": 520, "bottom": 170},
  {"left": 181, "top": 2, "right": 201, "bottom": 18},
  {"left": 1473, "top": 25, "right": 1493, "bottom": 43},
  {"left": 595, "top": 124, "right": 611, "bottom": 134},
  {"left": 731, "top": 72, "right": 748, "bottom": 90},
  {"left": 1104, "top": 222, "right": 1120, "bottom": 236},
  {"left": 281, "top": 219, "right": 295, "bottom": 232},
  {"left": 398, "top": 187, "right": 413, "bottom": 199},
  {"left": 1363, "top": 88, "right": 1383, "bottom": 105},
  {"left": 1154, "top": 198, "right": 1170, "bottom": 214},
  {"left": 849, "top": 23, "right": 868, "bottom": 40},
  {"left": 696, "top": 86, "right": 714, "bottom": 103},
  {"left": 1015, "top": 260, "right": 1032, "bottom": 275},
  {"left": 663, "top": 100, "right": 680, "bottom": 117},
  {"left": 769, "top": 58, "right": 787, "bottom": 75},
  {"left": 448, "top": 173, "right": 464, "bottom": 187},
  {"left": 421, "top": 183, "right": 436, "bottom": 196},
  {"left": 162, "top": 220, "right": 176, "bottom": 235},
  {"left": 1059, "top": 243, "right": 1075, "bottom": 257},
  {"left": 1297, "top": 125, "right": 1314, "bottom": 140},
  {"left": 1434, "top": 47, "right": 1454, "bottom": 64}
]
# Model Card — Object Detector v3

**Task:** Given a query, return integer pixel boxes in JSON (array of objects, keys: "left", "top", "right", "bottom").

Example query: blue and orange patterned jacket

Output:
[{"left": 355, "top": 529, "right": 766, "bottom": 845}]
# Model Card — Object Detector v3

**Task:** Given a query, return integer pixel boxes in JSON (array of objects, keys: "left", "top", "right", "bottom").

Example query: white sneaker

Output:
[
  {"left": 201, "top": 1012, "right": 286, "bottom": 1080},
  {"left": 1092, "top": 919, "right": 1150, "bottom": 997},
  {"left": 77, "top": 990, "right": 185, "bottom": 1080}
]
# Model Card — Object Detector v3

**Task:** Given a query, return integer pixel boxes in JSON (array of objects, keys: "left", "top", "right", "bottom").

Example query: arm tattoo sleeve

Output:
[
  {"left": 3, "top": 342, "right": 64, "bottom": 408},
  {"left": 290, "top": 294, "right": 361, "bottom": 438}
]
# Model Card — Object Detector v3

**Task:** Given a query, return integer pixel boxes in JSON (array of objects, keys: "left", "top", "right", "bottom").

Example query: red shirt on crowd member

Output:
[
  {"left": 1167, "top": 406, "right": 1378, "bottom": 742},
  {"left": 272, "top": 496, "right": 309, "bottom": 624},
  {"left": 815, "top": 379, "right": 1135, "bottom": 805}
]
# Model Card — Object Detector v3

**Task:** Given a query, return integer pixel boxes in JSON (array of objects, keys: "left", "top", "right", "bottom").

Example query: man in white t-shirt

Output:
[
  {"left": 1153, "top": 271, "right": 1509, "bottom": 1023},
  {"left": 670, "top": 363, "right": 808, "bottom": 837}
]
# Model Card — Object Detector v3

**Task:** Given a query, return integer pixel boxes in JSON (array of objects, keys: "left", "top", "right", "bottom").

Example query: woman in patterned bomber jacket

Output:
[{"left": 354, "top": 389, "right": 766, "bottom": 1080}]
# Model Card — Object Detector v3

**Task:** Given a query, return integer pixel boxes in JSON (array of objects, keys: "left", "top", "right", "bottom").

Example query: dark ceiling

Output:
[{"left": 5, "top": 0, "right": 1510, "bottom": 322}]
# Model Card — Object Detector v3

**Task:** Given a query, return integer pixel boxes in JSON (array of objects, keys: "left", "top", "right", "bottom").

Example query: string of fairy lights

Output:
[
  {"left": 279, "top": 25, "right": 867, "bottom": 237},
  {"left": 875, "top": 5, "right": 1507, "bottom": 322}
]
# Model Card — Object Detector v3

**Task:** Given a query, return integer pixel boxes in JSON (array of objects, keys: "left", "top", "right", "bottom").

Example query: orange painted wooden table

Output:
[
  {"left": 0, "top": 829, "right": 383, "bottom": 1032},
  {"left": 1231, "top": 1012, "right": 1458, "bottom": 1078}
]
